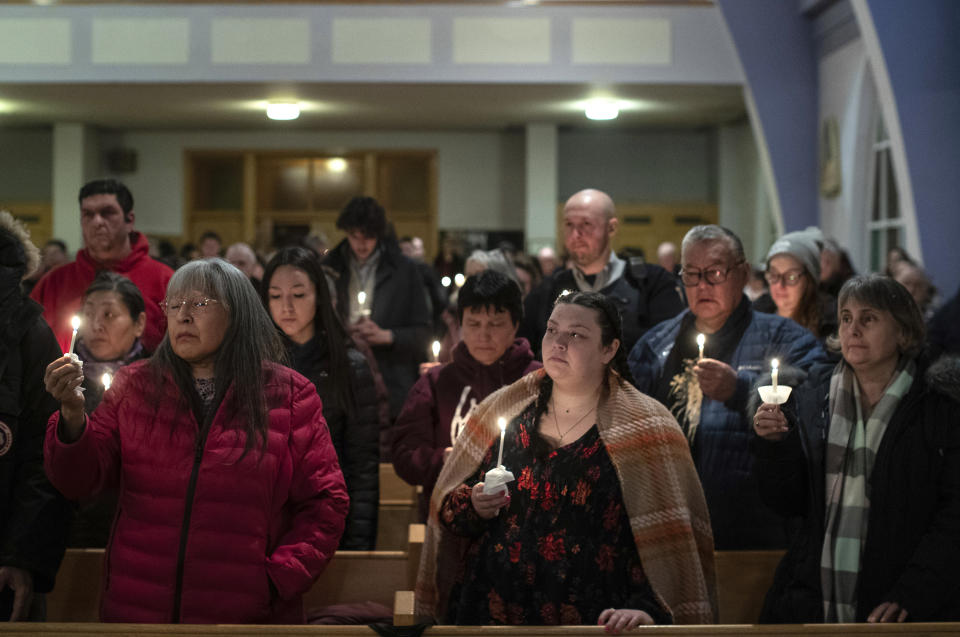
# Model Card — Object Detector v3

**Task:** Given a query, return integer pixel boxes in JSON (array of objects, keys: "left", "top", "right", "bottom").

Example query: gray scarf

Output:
[{"left": 820, "top": 356, "right": 915, "bottom": 621}]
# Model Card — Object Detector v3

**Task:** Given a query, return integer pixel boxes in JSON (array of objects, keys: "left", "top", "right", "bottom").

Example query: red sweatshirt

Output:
[{"left": 30, "top": 232, "right": 173, "bottom": 353}]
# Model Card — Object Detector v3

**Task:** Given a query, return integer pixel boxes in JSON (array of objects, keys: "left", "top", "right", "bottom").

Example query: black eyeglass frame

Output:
[{"left": 679, "top": 260, "right": 745, "bottom": 288}]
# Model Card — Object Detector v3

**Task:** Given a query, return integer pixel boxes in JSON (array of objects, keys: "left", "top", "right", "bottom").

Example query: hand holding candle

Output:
[
  {"left": 696, "top": 333, "right": 706, "bottom": 360},
  {"left": 757, "top": 357, "right": 792, "bottom": 405}
]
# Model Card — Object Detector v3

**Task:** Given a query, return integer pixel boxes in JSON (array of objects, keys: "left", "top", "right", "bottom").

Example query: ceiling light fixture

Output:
[
  {"left": 584, "top": 98, "right": 620, "bottom": 121},
  {"left": 326, "top": 157, "right": 347, "bottom": 173},
  {"left": 266, "top": 101, "right": 300, "bottom": 121}
]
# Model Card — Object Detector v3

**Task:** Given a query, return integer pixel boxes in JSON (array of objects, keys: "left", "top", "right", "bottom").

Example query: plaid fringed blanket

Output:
[{"left": 415, "top": 368, "right": 717, "bottom": 624}]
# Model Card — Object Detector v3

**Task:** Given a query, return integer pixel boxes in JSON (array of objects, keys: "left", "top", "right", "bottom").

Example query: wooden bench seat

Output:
[
  {"left": 3, "top": 623, "right": 960, "bottom": 636},
  {"left": 47, "top": 525, "right": 425, "bottom": 624}
]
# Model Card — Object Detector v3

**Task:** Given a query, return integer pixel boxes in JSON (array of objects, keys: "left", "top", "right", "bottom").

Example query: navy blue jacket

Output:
[{"left": 628, "top": 303, "right": 828, "bottom": 549}]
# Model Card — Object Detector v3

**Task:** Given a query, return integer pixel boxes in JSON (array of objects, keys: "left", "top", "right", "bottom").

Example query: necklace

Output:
[{"left": 550, "top": 396, "right": 597, "bottom": 442}]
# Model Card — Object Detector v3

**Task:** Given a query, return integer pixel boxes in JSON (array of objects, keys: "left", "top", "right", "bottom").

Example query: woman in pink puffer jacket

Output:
[{"left": 44, "top": 258, "right": 349, "bottom": 624}]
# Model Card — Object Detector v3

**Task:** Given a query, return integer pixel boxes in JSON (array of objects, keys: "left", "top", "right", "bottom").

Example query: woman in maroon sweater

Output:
[{"left": 391, "top": 270, "right": 540, "bottom": 519}]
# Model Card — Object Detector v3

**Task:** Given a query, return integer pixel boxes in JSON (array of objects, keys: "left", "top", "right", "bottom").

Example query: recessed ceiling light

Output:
[
  {"left": 584, "top": 98, "right": 620, "bottom": 121},
  {"left": 326, "top": 157, "right": 347, "bottom": 173},
  {"left": 266, "top": 101, "right": 300, "bottom": 121}
]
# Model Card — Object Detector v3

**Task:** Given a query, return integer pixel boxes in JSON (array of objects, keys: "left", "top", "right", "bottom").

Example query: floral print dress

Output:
[{"left": 439, "top": 402, "right": 670, "bottom": 625}]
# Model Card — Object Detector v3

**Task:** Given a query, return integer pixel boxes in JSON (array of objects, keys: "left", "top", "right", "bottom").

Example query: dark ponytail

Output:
[{"left": 530, "top": 372, "right": 555, "bottom": 460}]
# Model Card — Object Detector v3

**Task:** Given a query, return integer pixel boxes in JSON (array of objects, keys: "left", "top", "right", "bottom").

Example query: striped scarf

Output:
[
  {"left": 820, "top": 357, "right": 915, "bottom": 621},
  {"left": 415, "top": 368, "right": 717, "bottom": 624}
]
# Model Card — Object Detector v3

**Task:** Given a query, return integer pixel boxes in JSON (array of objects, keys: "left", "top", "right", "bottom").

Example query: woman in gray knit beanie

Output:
[{"left": 756, "top": 229, "right": 837, "bottom": 341}]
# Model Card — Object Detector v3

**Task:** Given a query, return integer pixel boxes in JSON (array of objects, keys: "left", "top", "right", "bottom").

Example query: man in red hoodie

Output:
[{"left": 30, "top": 179, "right": 173, "bottom": 353}]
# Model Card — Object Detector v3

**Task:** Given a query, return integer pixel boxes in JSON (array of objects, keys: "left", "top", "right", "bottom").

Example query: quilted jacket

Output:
[
  {"left": 45, "top": 361, "right": 349, "bottom": 624},
  {"left": 628, "top": 305, "right": 829, "bottom": 549}
]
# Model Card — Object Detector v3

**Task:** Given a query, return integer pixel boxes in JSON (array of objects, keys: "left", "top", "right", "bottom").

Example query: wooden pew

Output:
[
  {"left": 4, "top": 623, "right": 960, "bottom": 636},
  {"left": 46, "top": 524, "right": 427, "bottom": 624},
  {"left": 377, "top": 462, "right": 420, "bottom": 550},
  {"left": 715, "top": 550, "right": 784, "bottom": 624},
  {"left": 392, "top": 549, "right": 787, "bottom": 627}
]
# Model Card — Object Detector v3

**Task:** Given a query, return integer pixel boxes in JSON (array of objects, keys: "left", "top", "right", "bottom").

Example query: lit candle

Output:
[
  {"left": 357, "top": 291, "right": 370, "bottom": 318},
  {"left": 441, "top": 276, "right": 451, "bottom": 288},
  {"left": 67, "top": 315, "right": 81, "bottom": 355},
  {"left": 101, "top": 372, "right": 112, "bottom": 391},
  {"left": 559, "top": 289, "right": 571, "bottom": 297},
  {"left": 771, "top": 358, "right": 779, "bottom": 392},
  {"left": 496, "top": 417, "right": 506, "bottom": 468},
  {"left": 431, "top": 340, "right": 441, "bottom": 363},
  {"left": 454, "top": 273, "right": 465, "bottom": 287},
  {"left": 696, "top": 333, "right": 705, "bottom": 360}
]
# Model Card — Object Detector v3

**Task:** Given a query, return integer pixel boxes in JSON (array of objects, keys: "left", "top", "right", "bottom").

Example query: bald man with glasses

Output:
[{"left": 628, "top": 225, "right": 829, "bottom": 551}]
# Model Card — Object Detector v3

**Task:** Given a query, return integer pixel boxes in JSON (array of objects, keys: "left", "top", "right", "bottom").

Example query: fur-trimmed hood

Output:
[
  {"left": 926, "top": 354, "right": 960, "bottom": 404},
  {"left": 0, "top": 209, "right": 39, "bottom": 281}
]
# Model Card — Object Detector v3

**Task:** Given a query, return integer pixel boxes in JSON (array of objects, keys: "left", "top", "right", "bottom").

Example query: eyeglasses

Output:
[
  {"left": 680, "top": 262, "right": 744, "bottom": 287},
  {"left": 764, "top": 268, "right": 805, "bottom": 287},
  {"left": 159, "top": 298, "right": 220, "bottom": 316}
]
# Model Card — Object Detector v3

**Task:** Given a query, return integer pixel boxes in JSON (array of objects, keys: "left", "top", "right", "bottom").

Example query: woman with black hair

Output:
[
  {"left": 69, "top": 271, "right": 150, "bottom": 547},
  {"left": 44, "top": 258, "right": 348, "bottom": 624},
  {"left": 75, "top": 271, "right": 149, "bottom": 412},
  {"left": 392, "top": 269, "right": 540, "bottom": 521},
  {"left": 416, "top": 292, "right": 716, "bottom": 630},
  {"left": 263, "top": 246, "right": 380, "bottom": 550}
]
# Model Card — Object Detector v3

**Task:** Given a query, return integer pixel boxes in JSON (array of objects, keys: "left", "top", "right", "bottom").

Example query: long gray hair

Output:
[{"left": 150, "top": 258, "right": 285, "bottom": 455}]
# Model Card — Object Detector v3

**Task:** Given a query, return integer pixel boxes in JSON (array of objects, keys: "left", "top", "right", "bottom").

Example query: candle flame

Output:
[
  {"left": 454, "top": 273, "right": 466, "bottom": 287},
  {"left": 696, "top": 333, "right": 705, "bottom": 347},
  {"left": 432, "top": 340, "right": 441, "bottom": 357},
  {"left": 497, "top": 417, "right": 506, "bottom": 433},
  {"left": 101, "top": 373, "right": 112, "bottom": 390},
  {"left": 71, "top": 315, "right": 81, "bottom": 330},
  {"left": 357, "top": 291, "right": 366, "bottom": 305},
  {"left": 771, "top": 358, "right": 779, "bottom": 370},
  {"left": 441, "top": 276, "right": 451, "bottom": 287}
]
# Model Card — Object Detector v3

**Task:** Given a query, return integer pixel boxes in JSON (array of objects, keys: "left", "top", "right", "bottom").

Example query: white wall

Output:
[
  {"left": 0, "top": 127, "right": 52, "bottom": 200},
  {"left": 818, "top": 36, "right": 873, "bottom": 274},
  {"left": 557, "top": 129, "right": 715, "bottom": 202},
  {"left": 717, "top": 120, "right": 775, "bottom": 265}
]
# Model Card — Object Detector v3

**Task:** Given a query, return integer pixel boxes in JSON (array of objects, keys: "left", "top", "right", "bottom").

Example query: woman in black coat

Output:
[
  {"left": 751, "top": 275, "right": 960, "bottom": 623},
  {"left": 0, "top": 211, "right": 70, "bottom": 621},
  {"left": 263, "top": 247, "right": 379, "bottom": 550}
]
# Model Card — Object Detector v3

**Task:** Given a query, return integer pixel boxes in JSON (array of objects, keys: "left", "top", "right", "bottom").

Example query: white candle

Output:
[
  {"left": 496, "top": 417, "right": 506, "bottom": 468},
  {"left": 771, "top": 358, "right": 779, "bottom": 392},
  {"left": 696, "top": 333, "right": 705, "bottom": 360},
  {"left": 67, "top": 315, "right": 81, "bottom": 355},
  {"left": 431, "top": 340, "right": 441, "bottom": 363},
  {"left": 101, "top": 372, "right": 112, "bottom": 391},
  {"left": 357, "top": 291, "right": 370, "bottom": 318}
]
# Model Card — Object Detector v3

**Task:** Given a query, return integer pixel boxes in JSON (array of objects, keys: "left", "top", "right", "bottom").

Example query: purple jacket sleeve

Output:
[{"left": 390, "top": 371, "right": 447, "bottom": 490}]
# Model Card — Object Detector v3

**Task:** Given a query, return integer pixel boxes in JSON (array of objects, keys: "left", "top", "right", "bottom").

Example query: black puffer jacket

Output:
[
  {"left": 520, "top": 260, "right": 684, "bottom": 358},
  {"left": 0, "top": 290, "right": 71, "bottom": 596},
  {"left": 750, "top": 356, "right": 960, "bottom": 622},
  {"left": 287, "top": 334, "right": 379, "bottom": 550}
]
